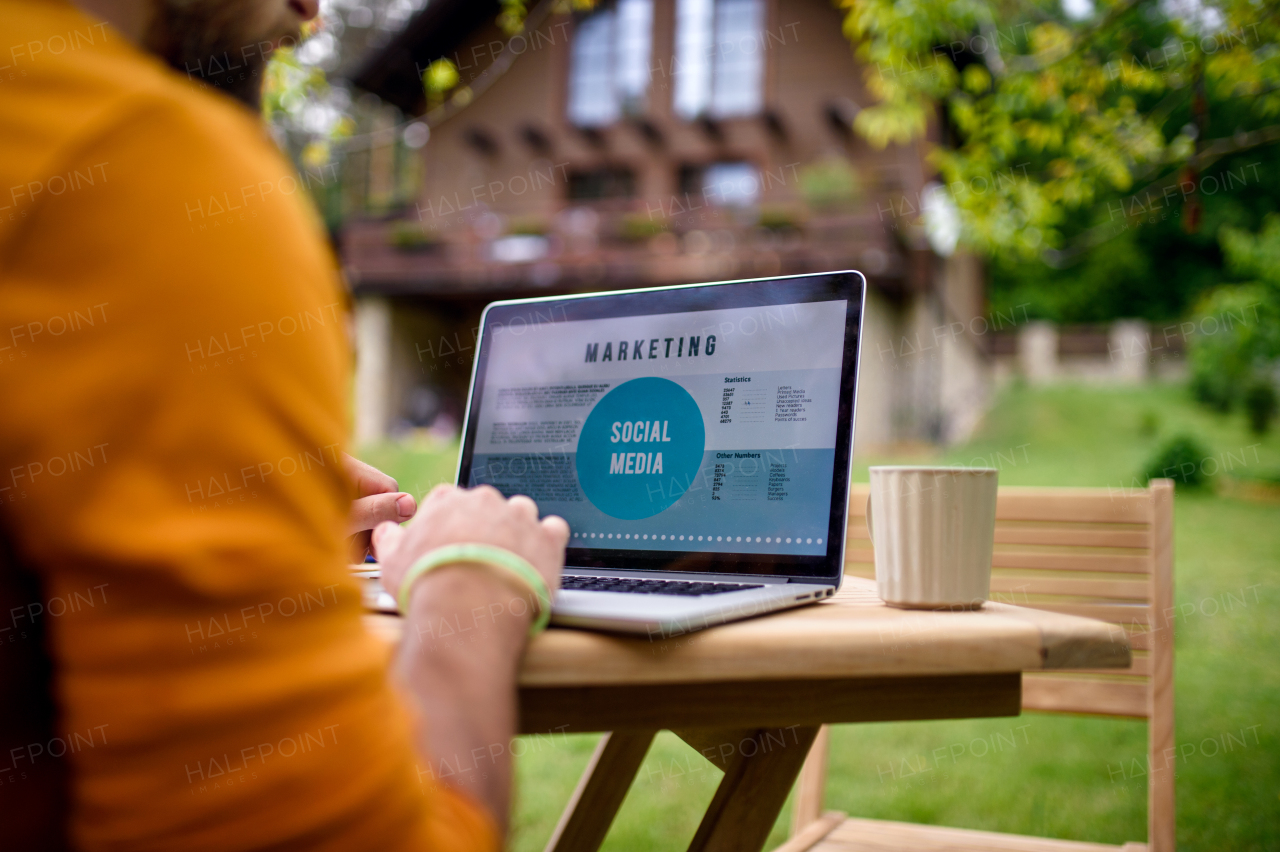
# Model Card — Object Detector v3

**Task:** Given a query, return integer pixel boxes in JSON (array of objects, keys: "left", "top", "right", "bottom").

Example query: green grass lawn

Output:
[{"left": 359, "top": 382, "right": 1280, "bottom": 851}]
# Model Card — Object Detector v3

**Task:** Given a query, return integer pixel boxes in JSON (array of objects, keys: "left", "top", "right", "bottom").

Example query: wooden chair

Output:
[{"left": 782, "top": 480, "right": 1175, "bottom": 852}]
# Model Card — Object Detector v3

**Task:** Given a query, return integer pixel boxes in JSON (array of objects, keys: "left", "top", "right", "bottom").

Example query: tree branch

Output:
[
  {"left": 1005, "top": 0, "right": 1147, "bottom": 74},
  {"left": 1046, "top": 124, "right": 1280, "bottom": 264}
]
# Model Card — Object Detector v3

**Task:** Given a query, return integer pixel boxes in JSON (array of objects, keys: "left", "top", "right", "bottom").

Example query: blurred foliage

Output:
[
  {"left": 1138, "top": 408, "right": 1160, "bottom": 437},
  {"left": 1187, "top": 282, "right": 1273, "bottom": 410},
  {"left": 423, "top": 57, "right": 461, "bottom": 110},
  {"left": 507, "top": 215, "right": 551, "bottom": 236},
  {"left": 990, "top": 227, "right": 1160, "bottom": 321},
  {"left": 261, "top": 18, "right": 353, "bottom": 137},
  {"left": 1243, "top": 378, "right": 1278, "bottom": 433},
  {"left": 388, "top": 221, "right": 440, "bottom": 251},
  {"left": 1222, "top": 212, "right": 1280, "bottom": 286},
  {"left": 499, "top": 0, "right": 597, "bottom": 36},
  {"left": 757, "top": 205, "right": 807, "bottom": 232},
  {"left": 423, "top": 58, "right": 460, "bottom": 94},
  {"left": 1185, "top": 215, "right": 1280, "bottom": 425},
  {"left": 987, "top": 100, "right": 1280, "bottom": 325},
  {"left": 261, "top": 48, "right": 326, "bottom": 125},
  {"left": 1142, "top": 433, "right": 1212, "bottom": 487},
  {"left": 797, "top": 156, "right": 862, "bottom": 210},
  {"left": 498, "top": 0, "right": 530, "bottom": 36},
  {"left": 835, "top": 0, "right": 1280, "bottom": 258},
  {"left": 260, "top": 19, "right": 356, "bottom": 233},
  {"left": 618, "top": 213, "right": 669, "bottom": 241}
]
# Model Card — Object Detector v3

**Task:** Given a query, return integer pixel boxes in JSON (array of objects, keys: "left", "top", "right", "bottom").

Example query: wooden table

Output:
[{"left": 365, "top": 576, "right": 1130, "bottom": 852}]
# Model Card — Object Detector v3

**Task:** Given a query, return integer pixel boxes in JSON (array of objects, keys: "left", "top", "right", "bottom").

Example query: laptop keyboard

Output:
[{"left": 560, "top": 575, "right": 765, "bottom": 596}]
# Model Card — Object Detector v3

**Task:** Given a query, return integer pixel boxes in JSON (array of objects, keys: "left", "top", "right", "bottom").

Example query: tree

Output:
[{"left": 836, "top": 0, "right": 1280, "bottom": 259}]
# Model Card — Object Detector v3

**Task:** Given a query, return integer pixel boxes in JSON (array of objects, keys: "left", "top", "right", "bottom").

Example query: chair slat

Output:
[
  {"left": 848, "top": 539, "right": 1151, "bottom": 575},
  {"left": 992, "top": 552, "right": 1151, "bottom": 574},
  {"left": 844, "top": 549, "right": 872, "bottom": 565},
  {"left": 995, "top": 542, "right": 1149, "bottom": 558},
  {"left": 846, "top": 523, "right": 1151, "bottom": 550},
  {"left": 1126, "top": 629, "right": 1153, "bottom": 652},
  {"left": 824, "top": 815, "right": 1139, "bottom": 851},
  {"left": 989, "top": 576, "right": 1150, "bottom": 603},
  {"left": 1020, "top": 601, "right": 1152, "bottom": 627},
  {"left": 1069, "top": 653, "right": 1151, "bottom": 677},
  {"left": 994, "top": 488, "right": 1152, "bottom": 524},
  {"left": 991, "top": 526, "right": 1150, "bottom": 548},
  {"left": 848, "top": 548, "right": 1151, "bottom": 574},
  {"left": 849, "top": 486, "right": 1150, "bottom": 522},
  {"left": 1022, "top": 674, "right": 1149, "bottom": 718},
  {"left": 843, "top": 569, "right": 1152, "bottom": 605},
  {"left": 1148, "top": 481, "right": 1176, "bottom": 852}
]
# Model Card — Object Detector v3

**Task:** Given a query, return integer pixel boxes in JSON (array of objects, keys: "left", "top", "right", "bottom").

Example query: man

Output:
[{"left": 0, "top": 0, "right": 567, "bottom": 849}]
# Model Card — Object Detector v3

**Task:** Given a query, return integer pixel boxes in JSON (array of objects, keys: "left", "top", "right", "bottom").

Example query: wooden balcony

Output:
[{"left": 340, "top": 208, "right": 915, "bottom": 299}]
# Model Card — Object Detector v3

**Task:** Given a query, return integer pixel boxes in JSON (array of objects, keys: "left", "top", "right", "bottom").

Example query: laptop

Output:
[{"left": 365, "top": 270, "right": 865, "bottom": 638}]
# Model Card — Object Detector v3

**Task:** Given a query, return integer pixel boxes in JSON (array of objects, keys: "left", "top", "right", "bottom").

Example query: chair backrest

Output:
[{"left": 842, "top": 480, "right": 1175, "bottom": 851}]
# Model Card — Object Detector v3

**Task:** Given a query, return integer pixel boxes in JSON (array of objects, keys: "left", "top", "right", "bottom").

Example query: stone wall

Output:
[{"left": 993, "top": 319, "right": 1188, "bottom": 386}]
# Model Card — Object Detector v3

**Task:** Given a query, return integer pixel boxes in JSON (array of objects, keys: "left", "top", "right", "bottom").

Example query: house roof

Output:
[{"left": 351, "top": 0, "right": 501, "bottom": 112}]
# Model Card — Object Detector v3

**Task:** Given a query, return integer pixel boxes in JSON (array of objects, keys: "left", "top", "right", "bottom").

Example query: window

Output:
[
  {"left": 566, "top": 0, "right": 654, "bottom": 127},
  {"left": 680, "top": 161, "right": 760, "bottom": 206},
  {"left": 711, "top": 0, "right": 765, "bottom": 115},
  {"left": 673, "top": 0, "right": 765, "bottom": 120},
  {"left": 568, "top": 168, "right": 637, "bottom": 200},
  {"left": 567, "top": 12, "right": 616, "bottom": 126},
  {"left": 673, "top": 0, "right": 713, "bottom": 119},
  {"left": 615, "top": 0, "right": 653, "bottom": 108}
]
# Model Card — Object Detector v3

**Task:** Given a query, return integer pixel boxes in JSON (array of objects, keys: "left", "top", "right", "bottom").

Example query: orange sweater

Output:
[{"left": 0, "top": 2, "right": 496, "bottom": 849}]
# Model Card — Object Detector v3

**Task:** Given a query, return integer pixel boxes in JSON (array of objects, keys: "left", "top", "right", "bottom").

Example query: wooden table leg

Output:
[
  {"left": 543, "top": 730, "right": 657, "bottom": 852},
  {"left": 676, "top": 726, "right": 821, "bottom": 852},
  {"left": 790, "top": 724, "right": 830, "bottom": 835}
]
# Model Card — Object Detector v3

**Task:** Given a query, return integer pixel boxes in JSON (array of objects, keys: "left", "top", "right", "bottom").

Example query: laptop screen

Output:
[{"left": 458, "top": 272, "right": 863, "bottom": 581}]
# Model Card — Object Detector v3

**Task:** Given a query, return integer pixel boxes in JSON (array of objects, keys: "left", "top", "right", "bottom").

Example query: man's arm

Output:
[
  {"left": 0, "top": 68, "right": 510, "bottom": 848},
  {"left": 372, "top": 485, "right": 569, "bottom": 830}
]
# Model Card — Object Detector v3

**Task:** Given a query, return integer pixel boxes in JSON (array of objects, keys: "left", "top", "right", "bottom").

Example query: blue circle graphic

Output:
[{"left": 576, "top": 377, "right": 705, "bottom": 520}]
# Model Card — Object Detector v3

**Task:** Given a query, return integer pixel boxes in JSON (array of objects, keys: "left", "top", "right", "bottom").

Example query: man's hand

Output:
[
  {"left": 372, "top": 484, "right": 568, "bottom": 603},
  {"left": 344, "top": 454, "right": 416, "bottom": 562},
  {"left": 370, "top": 485, "right": 568, "bottom": 833}
]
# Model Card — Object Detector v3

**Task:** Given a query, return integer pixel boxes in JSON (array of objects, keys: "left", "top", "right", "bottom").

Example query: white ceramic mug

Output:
[{"left": 867, "top": 466, "right": 998, "bottom": 609}]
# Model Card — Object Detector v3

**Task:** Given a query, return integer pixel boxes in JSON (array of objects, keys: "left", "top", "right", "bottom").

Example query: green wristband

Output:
[{"left": 396, "top": 543, "right": 552, "bottom": 638}]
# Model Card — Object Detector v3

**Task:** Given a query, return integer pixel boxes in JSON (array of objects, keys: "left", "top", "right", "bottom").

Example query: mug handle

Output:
[{"left": 865, "top": 493, "right": 874, "bottom": 544}]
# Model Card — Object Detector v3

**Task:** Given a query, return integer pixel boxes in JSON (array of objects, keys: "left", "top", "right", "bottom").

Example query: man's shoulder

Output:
[{"left": 0, "top": 0, "right": 277, "bottom": 197}]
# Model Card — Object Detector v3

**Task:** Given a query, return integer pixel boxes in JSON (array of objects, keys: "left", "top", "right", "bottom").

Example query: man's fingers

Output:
[
  {"left": 507, "top": 494, "right": 539, "bottom": 521},
  {"left": 343, "top": 454, "right": 399, "bottom": 497},
  {"left": 540, "top": 514, "right": 570, "bottom": 546},
  {"left": 424, "top": 483, "right": 456, "bottom": 503},
  {"left": 348, "top": 492, "right": 415, "bottom": 535},
  {"left": 371, "top": 521, "right": 405, "bottom": 562},
  {"left": 481, "top": 484, "right": 515, "bottom": 500}
]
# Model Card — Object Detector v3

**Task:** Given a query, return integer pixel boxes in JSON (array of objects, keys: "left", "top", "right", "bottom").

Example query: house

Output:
[{"left": 342, "top": 0, "right": 992, "bottom": 450}]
